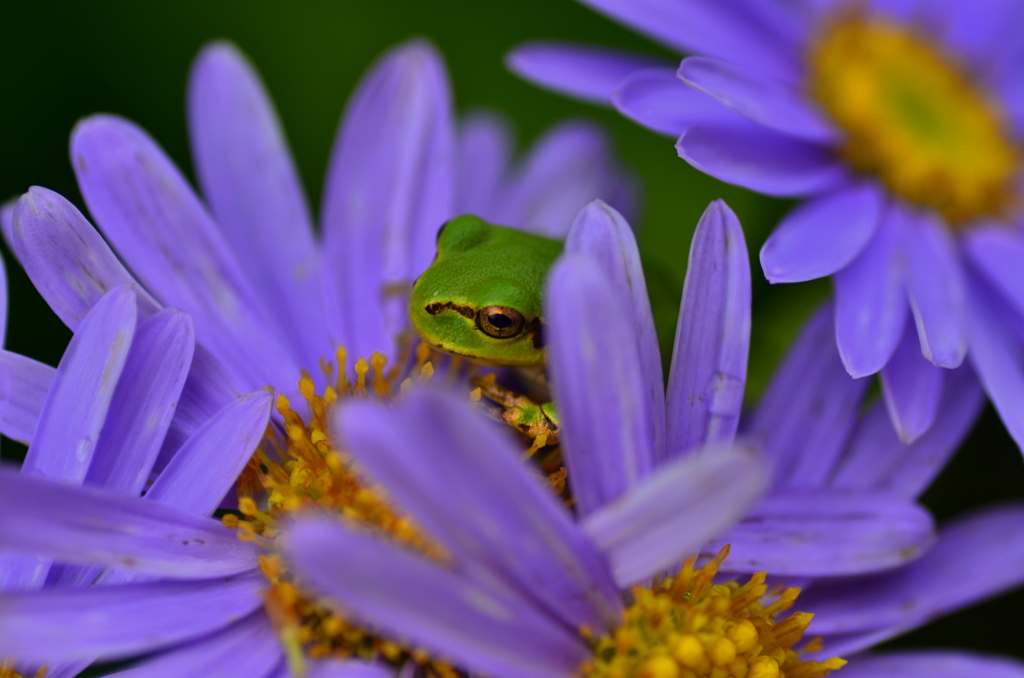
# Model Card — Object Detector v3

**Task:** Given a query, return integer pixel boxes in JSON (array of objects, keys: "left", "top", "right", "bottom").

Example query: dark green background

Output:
[{"left": 0, "top": 0, "right": 1021, "bottom": 663}]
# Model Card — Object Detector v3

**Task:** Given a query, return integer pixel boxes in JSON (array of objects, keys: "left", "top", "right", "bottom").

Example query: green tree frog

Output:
[{"left": 409, "top": 214, "right": 562, "bottom": 441}]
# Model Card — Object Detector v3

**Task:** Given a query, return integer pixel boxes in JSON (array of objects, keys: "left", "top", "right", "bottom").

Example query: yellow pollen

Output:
[
  {"left": 227, "top": 344, "right": 454, "bottom": 674},
  {"left": 0, "top": 666, "right": 46, "bottom": 678},
  {"left": 579, "top": 546, "right": 846, "bottom": 678},
  {"left": 810, "top": 15, "right": 1020, "bottom": 225}
]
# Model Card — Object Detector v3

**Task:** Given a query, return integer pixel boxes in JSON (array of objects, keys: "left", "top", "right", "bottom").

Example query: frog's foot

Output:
[{"left": 471, "top": 374, "right": 560, "bottom": 445}]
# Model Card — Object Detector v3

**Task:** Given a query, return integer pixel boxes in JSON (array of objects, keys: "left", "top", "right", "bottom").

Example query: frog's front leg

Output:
[{"left": 472, "top": 374, "right": 560, "bottom": 445}]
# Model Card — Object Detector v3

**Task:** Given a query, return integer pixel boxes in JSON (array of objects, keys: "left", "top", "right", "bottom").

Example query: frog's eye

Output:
[{"left": 476, "top": 306, "right": 526, "bottom": 339}]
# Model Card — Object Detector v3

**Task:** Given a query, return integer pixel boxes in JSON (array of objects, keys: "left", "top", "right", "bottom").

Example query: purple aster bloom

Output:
[
  {"left": 286, "top": 198, "right": 1024, "bottom": 678},
  {"left": 0, "top": 37, "right": 636, "bottom": 676},
  {"left": 507, "top": 0, "right": 1024, "bottom": 450}
]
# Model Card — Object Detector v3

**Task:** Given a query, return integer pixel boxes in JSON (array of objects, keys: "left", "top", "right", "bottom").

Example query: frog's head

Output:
[{"left": 409, "top": 214, "right": 563, "bottom": 367}]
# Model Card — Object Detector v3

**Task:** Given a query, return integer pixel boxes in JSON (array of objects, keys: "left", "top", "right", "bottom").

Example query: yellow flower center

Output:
[
  {"left": 0, "top": 665, "right": 45, "bottom": 678},
  {"left": 810, "top": 15, "right": 1021, "bottom": 225},
  {"left": 579, "top": 547, "right": 845, "bottom": 678},
  {"left": 226, "top": 343, "right": 458, "bottom": 677}
]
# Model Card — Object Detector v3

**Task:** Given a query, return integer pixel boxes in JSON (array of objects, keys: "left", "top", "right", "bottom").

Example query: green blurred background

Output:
[{"left": 0, "top": 0, "right": 1021, "bottom": 662}]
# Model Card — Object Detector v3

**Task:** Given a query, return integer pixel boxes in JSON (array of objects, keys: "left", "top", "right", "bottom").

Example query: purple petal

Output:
[
  {"left": 576, "top": 0, "right": 801, "bottom": 81},
  {"left": 496, "top": 121, "right": 632, "bottom": 238},
  {"left": 187, "top": 42, "right": 329, "bottom": 371},
  {"left": 0, "top": 351, "right": 54, "bottom": 445},
  {"left": 565, "top": 200, "right": 665, "bottom": 460},
  {"left": 11, "top": 186, "right": 160, "bottom": 329},
  {"left": 111, "top": 612, "right": 282, "bottom": 678},
  {"left": 837, "top": 651, "right": 1024, "bottom": 678},
  {"left": 928, "top": 0, "right": 1024, "bottom": 75},
  {"left": 962, "top": 223, "right": 1024, "bottom": 320},
  {"left": 710, "top": 490, "right": 935, "bottom": 576},
  {"left": 320, "top": 40, "right": 455, "bottom": 364},
  {"left": 455, "top": 112, "right": 514, "bottom": 219},
  {"left": 70, "top": 115, "right": 297, "bottom": 392},
  {"left": 582, "top": 443, "right": 768, "bottom": 586},
  {"left": 801, "top": 504, "right": 1024, "bottom": 644},
  {"left": 760, "top": 181, "right": 884, "bottom": 283},
  {"left": 0, "top": 197, "right": 15, "bottom": 252},
  {"left": 831, "top": 364, "right": 984, "bottom": 498},
  {"left": 0, "top": 572, "right": 264, "bottom": 663},
  {"left": 965, "top": 272, "right": 1024, "bottom": 449},
  {"left": 336, "top": 388, "right": 621, "bottom": 633},
  {"left": 666, "top": 200, "right": 750, "bottom": 458},
  {"left": 678, "top": 122, "right": 851, "bottom": 198},
  {"left": 146, "top": 390, "right": 272, "bottom": 516},
  {"left": 22, "top": 285, "right": 136, "bottom": 484},
  {"left": 880, "top": 323, "right": 944, "bottom": 443},
  {"left": 307, "top": 661, "right": 394, "bottom": 678},
  {"left": 833, "top": 202, "right": 908, "bottom": 377},
  {"left": 679, "top": 57, "right": 839, "bottom": 143},
  {"left": 506, "top": 41, "right": 669, "bottom": 104},
  {"left": 0, "top": 469, "right": 258, "bottom": 578},
  {"left": 85, "top": 309, "right": 195, "bottom": 495},
  {"left": 749, "top": 302, "right": 870, "bottom": 487},
  {"left": 546, "top": 255, "right": 656, "bottom": 516},
  {"left": 901, "top": 206, "right": 968, "bottom": 368},
  {"left": 611, "top": 67, "right": 741, "bottom": 136},
  {"left": 283, "top": 517, "right": 587, "bottom": 678}
]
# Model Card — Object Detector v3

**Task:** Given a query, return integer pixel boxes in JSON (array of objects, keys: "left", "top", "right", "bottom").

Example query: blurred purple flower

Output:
[
  {"left": 508, "top": 0, "right": 1024, "bottom": 451},
  {"left": 286, "top": 199, "right": 1024, "bottom": 678}
]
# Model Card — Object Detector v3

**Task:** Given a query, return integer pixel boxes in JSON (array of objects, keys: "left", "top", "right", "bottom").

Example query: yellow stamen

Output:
[
  {"left": 0, "top": 665, "right": 46, "bottom": 678},
  {"left": 810, "top": 14, "right": 1020, "bottom": 225},
  {"left": 580, "top": 546, "right": 845, "bottom": 678}
]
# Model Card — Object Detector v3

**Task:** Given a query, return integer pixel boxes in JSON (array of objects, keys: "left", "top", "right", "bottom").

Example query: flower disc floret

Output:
[
  {"left": 810, "top": 15, "right": 1020, "bottom": 225},
  {"left": 580, "top": 547, "right": 845, "bottom": 678}
]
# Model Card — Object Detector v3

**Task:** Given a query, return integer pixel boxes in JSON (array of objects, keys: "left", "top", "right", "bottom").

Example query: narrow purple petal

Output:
[
  {"left": 678, "top": 122, "right": 851, "bottom": 198},
  {"left": 0, "top": 572, "right": 264, "bottom": 663},
  {"left": 22, "top": 285, "right": 136, "bottom": 484},
  {"left": 928, "top": 0, "right": 1024, "bottom": 75},
  {"left": 749, "top": 303, "right": 870, "bottom": 487},
  {"left": 12, "top": 186, "right": 160, "bottom": 329},
  {"left": 0, "top": 197, "right": 15, "bottom": 252},
  {"left": 760, "top": 181, "right": 884, "bottom": 283},
  {"left": 565, "top": 200, "right": 664, "bottom": 460},
  {"left": 188, "top": 42, "right": 329, "bottom": 371},
  {"left": 666, "top": 200, "right": 750, "bottom": 458},
  {"left": 837, "top": 651, "right": 1024, "bottom": 678},
  {"left": 962, "top": 223, "right": 1024, "bottom": 319},
  {"left": 85, "top": 309, "right": 195, "bottom": 495},
  {"left": 455, "top": 112, "right": 514, "bottom": 219},
  {"left": 801, "top": 504, "right": 1024, "bottom": 644},
  {"left": 146, "top": 390, "right": 272, "bottom": 516},
  {"left": 0, "top": 470, "right": 258, "bottom": 578},
  {"left": 833, "top": 202, "right": 908, "bottom": 377},
  {"left": 901, "top": 206, "right": 968, "bottom": 368},
  {"left": 880, "top": 323, "right": 944, "bottom": 443},
  {"left": 710, "top": 490, "right": 935, "bottom": 576},
  {"left": 71, "top": 115, "right": 298, "bottom": 392},
  {"left": 546, "top": 255, "right": 656, "bottom": 516},
  {"left": 110, "top": 612, "right": 282, "bottom": 678},
  {"left": 284, "top": 517, "right": 587, "bottom": 678},
  {"left": 679, "top": 57, "right": 839, "bottom": 143},
  {"left": 611, "top": 68, "right": 741, "bottom": 136},
  {"left": 307, "top": 661, "right": 393, "bottom": 678},
  {"left": 831, "top": 364, "right": 984, "bottom": 498},
  {"left": 506, "top": 41, "right": 668, "bottom": 104},
  {"left": 965, "top": 272, "right": 1024, "bottom": 449},
  {"left": 336, "top": 388, "right": 622, "bottom": 633},
  {"left": 582, "top": 443, "right": 768, "bottom": 586},
  {"left": 576, "top": 0, "right": 801, "bottom": 81},
  {"left": 320, "top": 40, "right": 455, "bottom": 364},
  {"left": 496, "top": 121, "right": 632, "bottom": 238},
  {"left": 0, "top": 351, "right": 53, "bottom": 445}
]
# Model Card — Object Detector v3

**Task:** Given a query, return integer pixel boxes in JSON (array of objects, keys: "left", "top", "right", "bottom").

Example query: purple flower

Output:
[
  {"left": 0, "top": 37, "right": 635, "bottom": 677},
  {"left": 508, "top": 0, "right": 1024, "bottom": 450},
  {"left": 285, "top": 199, "right": 1024, "bottom": 678}
]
